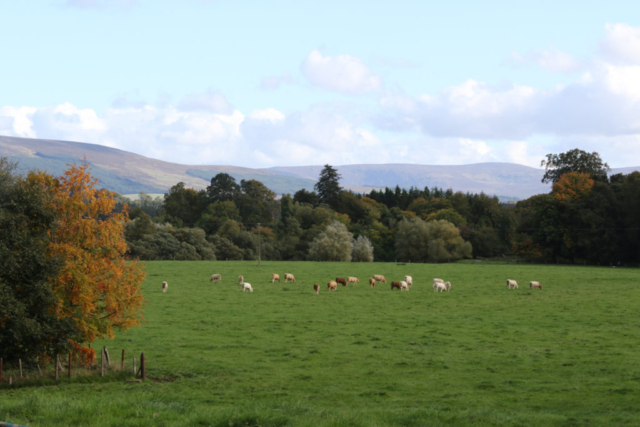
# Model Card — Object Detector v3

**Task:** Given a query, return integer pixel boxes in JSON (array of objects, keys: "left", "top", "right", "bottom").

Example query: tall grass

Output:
[{"left": 1, "top": 261, "right": 639, "bottom": 426}]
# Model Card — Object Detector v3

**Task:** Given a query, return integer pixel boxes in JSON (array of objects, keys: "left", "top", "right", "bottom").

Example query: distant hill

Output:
[
  {"left": 0, "top": 136, "right": 316, "bottom": 195},
  {"left": 1, "top": 135, "right": 638, "bottom": 199}
]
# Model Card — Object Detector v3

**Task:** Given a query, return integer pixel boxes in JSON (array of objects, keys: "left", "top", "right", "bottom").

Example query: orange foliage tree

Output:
[
  {"left": 29, "top": 163, "right": 145, "bottom": 365},
  {"left": 552, "top": 172, "right": 594, "bottom": 203}
]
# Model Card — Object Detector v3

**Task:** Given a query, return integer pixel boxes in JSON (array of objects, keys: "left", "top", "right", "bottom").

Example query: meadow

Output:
[{"left": 1, "top": 260, "right": 640, "bottom": 426}]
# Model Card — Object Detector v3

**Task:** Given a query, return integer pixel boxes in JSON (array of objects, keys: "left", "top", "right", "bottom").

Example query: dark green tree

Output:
[
  {"left": 541, "top": 149, "right": 610, "bottom": 184},
  {"left": 293, "top": 188, "right": 320, "bottom": 207},
  {"left": 206, "top": 173, "right": 241, "bottom": 203},
  {"left": 0, "top": 158, "right": 80, "bottom": 365},
  {"left": 314, "top": 164, "right": 342, "bottom": 208}
]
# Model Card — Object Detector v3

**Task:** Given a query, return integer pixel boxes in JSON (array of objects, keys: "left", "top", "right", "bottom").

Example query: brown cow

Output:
[
  {"left": 369, "top": 278, "right": 376, "bottom": 288},
  {"left": 327, "top": 281, "right": 338, "bottom": 291},
  {"left": 313, "top": 284, "right": 320, "bottom": 294},
  {"left": 391, "top": 281, "right": 401, "bottom": 290},
  {"left": 336, "top": 277, "right": 347, "bottom": 287},
  {"left": 210, "top": 274, "right": 222, "bottom": 283}
]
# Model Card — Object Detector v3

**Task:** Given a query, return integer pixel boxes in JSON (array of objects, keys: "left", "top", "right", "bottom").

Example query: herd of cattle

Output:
[{"left": 161, "top": 275, "right": 542, "bottom": 294}]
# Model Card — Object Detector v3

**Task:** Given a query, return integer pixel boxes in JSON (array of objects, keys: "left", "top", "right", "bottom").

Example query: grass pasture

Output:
[{"left": 2, "top": 261, "right": 640, "bottom": 426}]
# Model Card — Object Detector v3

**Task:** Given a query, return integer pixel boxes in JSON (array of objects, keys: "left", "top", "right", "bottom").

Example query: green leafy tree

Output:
[
  {"left": 0, "top": 159, "right": 80, "bottom": 365},
  {"left": 352, "top": 235, "right": 374, "bottom": 262},
  {"left": 315, "top": 164, "right": 342, "bottom": 208},
  {"left": 308, "top": 220, "right": 354, "bottom": 261},
  {"left": 206, "top": 173, "right": 241, "bottom": 203},
  {"left": 293, "top": 188, "right": 320, "bottom": 207},
  {"left": 163, "top": 182, "right": 207, "bottom": 227},
  {"left": 541, "top": 149, "right": 610, "bottom": 184},
  {"left": 395, "top": 217, "right": 472, "bottom": 262}
]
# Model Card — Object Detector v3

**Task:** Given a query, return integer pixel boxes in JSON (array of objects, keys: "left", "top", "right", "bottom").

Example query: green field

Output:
[{"left": 2, "top": 261, "right": 640, "bottom": 426}]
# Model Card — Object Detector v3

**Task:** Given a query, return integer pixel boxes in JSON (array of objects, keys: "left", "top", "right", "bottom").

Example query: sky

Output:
[{"left": 2, "top": 1, "right": 640, "bottom": 169}]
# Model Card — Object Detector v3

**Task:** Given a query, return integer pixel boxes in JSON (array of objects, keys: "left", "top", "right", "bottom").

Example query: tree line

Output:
[{"left": 122, "top": 149, "right": 640, "bottom": 266}]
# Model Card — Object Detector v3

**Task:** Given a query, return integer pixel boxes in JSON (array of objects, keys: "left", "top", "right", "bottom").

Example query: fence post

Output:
[
  {"left": 68, "top": 353, "right": 72, "bottom": 378},
  {"left": 121, "top": 349, "right": 125, "bottom": 371},
  {"left": 55, "top": 354, "right": 59, "bottom": 381},
  {"left": 19, "top": 359, "right": 22, "bottom": 378},
  {"left": 141, "top": 352, "right": 145, "bottom": 381},
  {"left": 101, "top": 348, "right": 105, "bottom": 377}
]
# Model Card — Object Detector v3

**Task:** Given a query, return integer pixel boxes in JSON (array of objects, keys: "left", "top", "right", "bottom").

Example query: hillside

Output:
[
  {"left": 0, "top": 136, "right": 317, "bottom": 195},
  {"left": 2, "top": 135, "right": 637, "bottom": 199}
]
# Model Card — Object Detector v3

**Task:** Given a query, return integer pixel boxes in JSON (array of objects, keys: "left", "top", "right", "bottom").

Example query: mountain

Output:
[
  {"left": 1, "top": 135, "right": 638, "bottom": 200},
  {"left": 265, "top": 163, "right": 553, "bottom": 200},
  {"left": 0, "top": 136, "right": 317, "bottom": 195}
]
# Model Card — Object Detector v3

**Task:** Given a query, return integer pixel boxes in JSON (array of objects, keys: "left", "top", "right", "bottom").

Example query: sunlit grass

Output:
[{"left": 2, "top": 261, "right": 640, "bottom": 426}]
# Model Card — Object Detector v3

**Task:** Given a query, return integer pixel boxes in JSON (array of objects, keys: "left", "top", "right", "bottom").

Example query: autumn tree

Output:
[
  {"left": 29, "top": 163, "right": 146, "bottom": 365},
  {"left": 552, "top": 172, "right": 594, "bottom": 203}
]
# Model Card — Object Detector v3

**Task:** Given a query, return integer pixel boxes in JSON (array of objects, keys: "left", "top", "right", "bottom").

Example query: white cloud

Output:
[
  {"left": 0, "top": 106, "right": 38, "bottom": 137},
  {"left": 301, "top": 49, "right": 382, "bottom": 94},
  {"left": 599, "top": 23, "right": 640, "bottom": 65},
  {"left": 505, "top": 47, "right": 583, "bottom": 73}
]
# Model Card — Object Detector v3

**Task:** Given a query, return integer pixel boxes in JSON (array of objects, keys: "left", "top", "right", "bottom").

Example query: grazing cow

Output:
[
  {"left": 161, "top": 281, "right": 168, "bottom": 293},
  {"left": 444, "top": 281, "right": 451, "bottom": 291},
  {"left": 210, "top": 274, "right": 222, "bottom": 283},
  {"left": 434, "top": 281, "right": 447, "bottom": 292},
  {"left": 313, "top": 284, "right": 320, "bottom": 294},
  {"left": 404, "top": 276, "right": 413, "bottom": 287},
  {"left": 506, "top": 279, "right": 518, "bottom": 289},
  {"left": 271, "top": 273, "right": 281, "bottom": 283},
  {"left": 241, "top": 282, "right": 253, "bottom": 292},
  {"left": 391, "top": 281, "right": 401, "bottom": 290},
  {"left": 373, "top": 275, "right": 387, "bottom": 284},
  {"left": 328, "top": 281, "right": 338, "bottom": 291},
  {"left": 530, "top": 281, "right": 542, "bottom": 290},
  {"left": 284, "top": 273, "right": 296, "bottom": 282},
  {"left": 336, "top": 277, "right": 347, "bottom": 287},
  {"left": 369, "top": 278, "right": 376, "bottom": 288},
  {"left": 348, "top": 276, "right": 359, "bottom": 285},
  {"left": 238, "top": 275, "right": 244, "bottom": 284},
  {"left": 400, "top": 281, "right": 409, "bottom": 291},
  {"left": 433, "top": 278, "right": 444, "bottom": 284}
]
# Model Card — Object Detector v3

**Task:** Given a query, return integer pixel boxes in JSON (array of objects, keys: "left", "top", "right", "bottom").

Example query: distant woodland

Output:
[{"left": 120, "top": 149, "right": 640, "bottom": 266}]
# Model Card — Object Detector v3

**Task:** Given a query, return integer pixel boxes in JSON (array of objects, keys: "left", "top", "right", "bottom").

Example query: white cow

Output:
[
  {"left": 434, "top": 281, "right": 447, "bottom": 292},
  {"left": 400, "top": 281, "right": 409, "bottom": 291},
  {"left": 404, "top": 276, "right": 413, "bottom": 287},
  {"left": 241, "top": 282, "right": 253, "bottom": 292},
  {"left": 506, "top": 279, "right": 518, "bottom": 289}
]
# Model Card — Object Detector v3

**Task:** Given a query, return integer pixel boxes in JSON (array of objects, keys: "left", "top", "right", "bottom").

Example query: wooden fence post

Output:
[
  {"left": 121, "top": 349, "right": 125, "bottom": 371},
  {"left": 37, "top": 364, "right": 42, "bottom": 377},
  {"left": 68, "top": 353, "right": 72, "bottom": 378},
  {"left": 55, "top": 354, "right": 59, "bottom": 381},
  {"left": 104, "top": 347, "right": 110, "bottom": 366},
  {"left": 140, "top": 352, "right": 145, "bottom": 381},
  {"left": 19, "top": 359, "right": 23, "bottom": 378}
]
